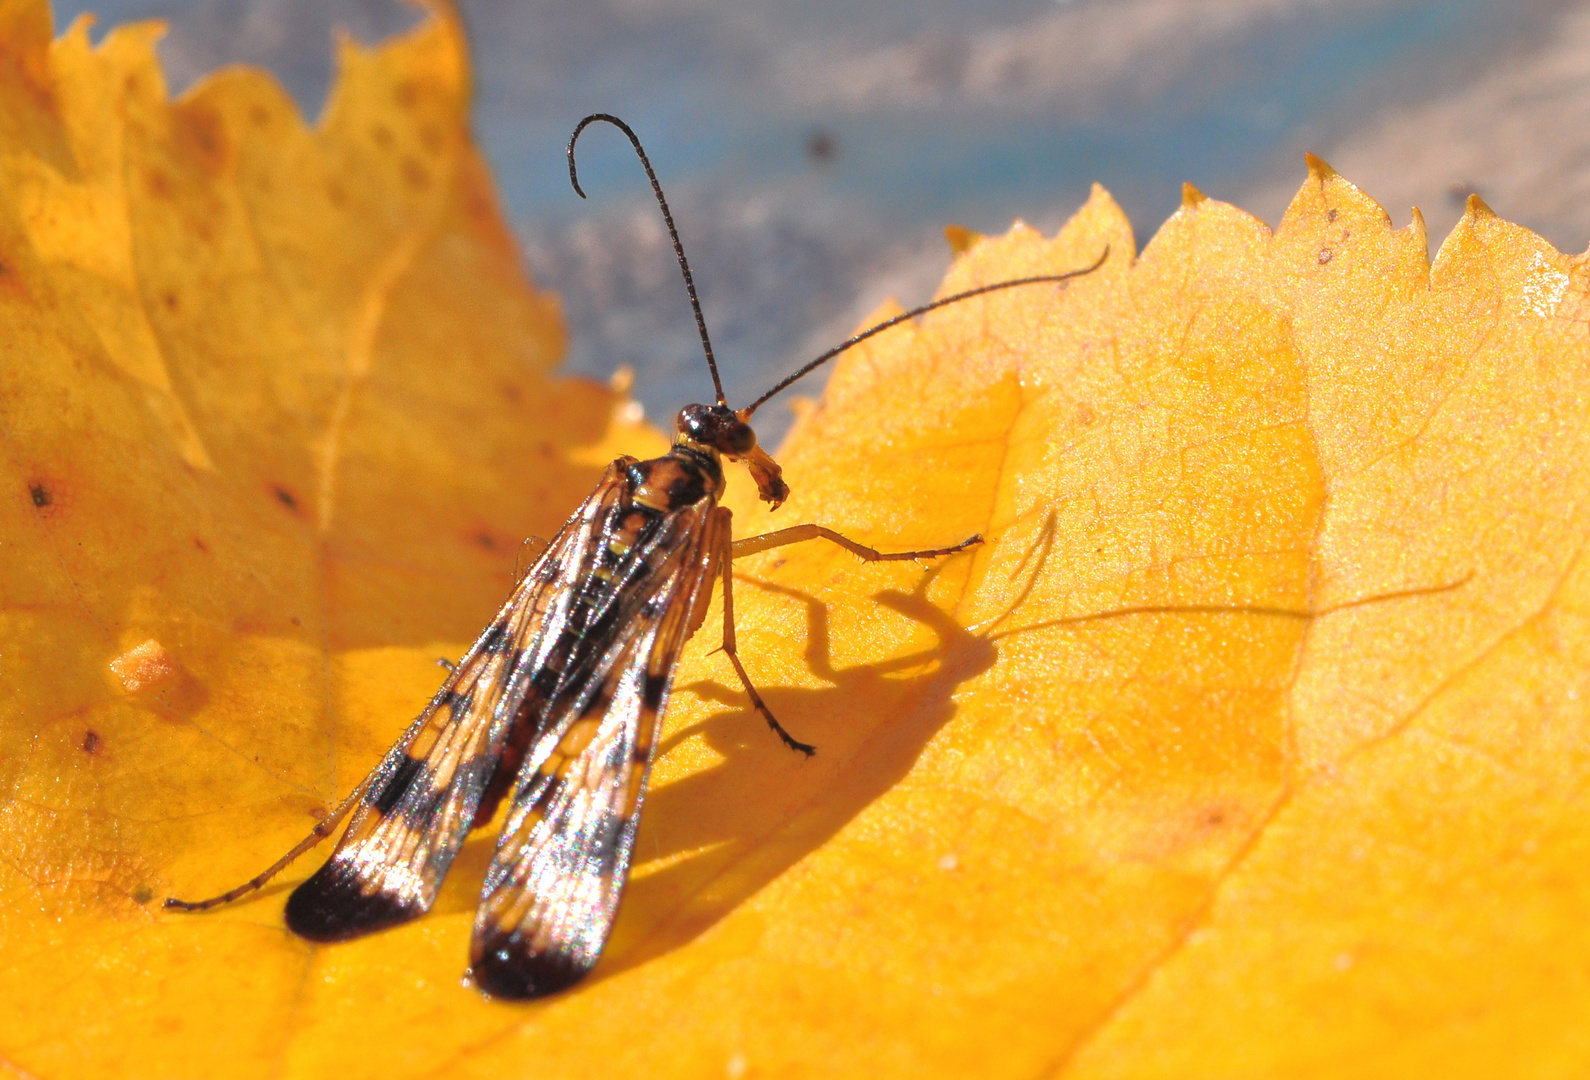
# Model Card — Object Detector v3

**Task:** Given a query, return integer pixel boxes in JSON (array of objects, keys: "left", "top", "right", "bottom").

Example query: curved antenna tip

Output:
[{"left": 565, "top": 113, "right": 726, "bottom": 405}]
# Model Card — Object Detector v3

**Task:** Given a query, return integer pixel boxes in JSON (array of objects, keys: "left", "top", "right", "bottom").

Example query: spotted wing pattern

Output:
[
  {"left": 285, "top": 460, "right": 636, "bottom": 941},
  {"left": 467, "top": 503, "right": 729, "bottom": 998}
]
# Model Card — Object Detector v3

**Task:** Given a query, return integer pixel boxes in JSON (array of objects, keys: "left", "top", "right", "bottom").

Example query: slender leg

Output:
[
  {"left": 732, "top": 524, "right": 981, "bottom": 562},
  {"left": 163, "top": 775, "right": 373, "bottom": 911},
  {"left": 716, "top": 523, "right": 978, "bottom": 755},
  {"left": 168, "top": 644, "right": 466, "bottom": 911},
  {"left": 717, "top": 518, "right": 817, "bottom": 757}
]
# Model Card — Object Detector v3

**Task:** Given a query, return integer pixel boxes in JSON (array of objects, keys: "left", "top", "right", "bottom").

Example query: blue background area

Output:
[{"left": 52, "top": 0, "right": 1586, "bottom": 436}]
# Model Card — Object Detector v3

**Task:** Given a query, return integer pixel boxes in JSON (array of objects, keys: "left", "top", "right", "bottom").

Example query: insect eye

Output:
[
  {"left": 724, "top": 422, "right": 756, "bottom": 455},
  {"left": 676, "top": 405, "right": 708, "bottom": 440}
]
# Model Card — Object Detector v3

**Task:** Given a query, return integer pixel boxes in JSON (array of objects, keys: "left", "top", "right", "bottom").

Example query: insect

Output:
[{"left": 166, "top": 113, "right": 1107, "bottom": 999}]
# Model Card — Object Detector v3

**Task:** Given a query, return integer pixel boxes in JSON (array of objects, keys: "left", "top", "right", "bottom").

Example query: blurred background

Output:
[{"left": 54, "top": 0, "right": 1590, "bottom": 438}]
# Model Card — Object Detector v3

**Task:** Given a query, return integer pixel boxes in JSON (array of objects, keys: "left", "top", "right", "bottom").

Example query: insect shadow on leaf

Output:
[
  {"left": 970, "top": 509, "right": 1475, "bottom": 643},
  {"left": 590, "top": 528, "right": 1474, "bottom": 984},
  {"left": 589, "top": 562, "right": 997, "bottom": 979}
]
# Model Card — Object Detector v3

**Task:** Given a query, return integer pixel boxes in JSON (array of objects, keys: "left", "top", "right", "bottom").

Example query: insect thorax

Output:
[{"left": 627, "top": 447, "right": 725, "bottom": 514}]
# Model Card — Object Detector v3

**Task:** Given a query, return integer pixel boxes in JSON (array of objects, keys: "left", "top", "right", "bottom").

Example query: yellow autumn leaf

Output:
[{"left": 4, "top": 2, "right": 1590, "bottom": 1078}]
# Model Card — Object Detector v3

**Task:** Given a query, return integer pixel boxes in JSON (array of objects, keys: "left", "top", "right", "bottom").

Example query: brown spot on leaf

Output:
[
  {"left": 402, "top": 157, "right": 430, "bottom": 191},
  {"left": 26, "top": 477, "right": 67, "bottom": 518},
  {"left": 272, "top": 484, "right": 299, "bottom": 511},
  {"left": 192, "top": 536, "right": 208, "bottom": 553},
  {"left": 0, "top": 252, "right": 22, "bottom": 300},
  {"left": 1075, "top": 402, "right": 1097, "bottom": 427},
  {"left": 82, "top": 730, "right": 101, "bottom": 754},
  {"left": 1318, "top": 249, "right": 1333, "bottom": 265},
  {"left": 231, "top": 613, "right": 271, "bottom": 635},
  {"left": 174, "top": 103, "right": 228, "bottom": 175}
]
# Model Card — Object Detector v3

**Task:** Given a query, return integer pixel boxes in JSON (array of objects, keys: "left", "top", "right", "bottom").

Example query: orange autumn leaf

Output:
[{"left": 4, "top": 2, "right": 1590, "bottom": 1077}]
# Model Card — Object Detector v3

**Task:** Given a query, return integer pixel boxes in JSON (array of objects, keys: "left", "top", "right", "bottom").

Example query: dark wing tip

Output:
[
  {"left": 284, "top": 862, "right": 424, "bottom": 943},
  {"left": 469, "top": 935, "right": 593, "bottom": 1000}
]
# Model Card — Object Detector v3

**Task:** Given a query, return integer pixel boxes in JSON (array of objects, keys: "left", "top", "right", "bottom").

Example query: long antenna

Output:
[
  {"left": 568, "top": 113, "right": 727, "bottom": 406},
  {"left": 743, "top": 246, "right": 1109, "bottom": 418}
]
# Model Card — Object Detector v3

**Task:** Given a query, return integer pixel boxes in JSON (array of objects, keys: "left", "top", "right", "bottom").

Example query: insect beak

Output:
[{"left": 736, "top": 445, "right": 788, "bottom": 510}]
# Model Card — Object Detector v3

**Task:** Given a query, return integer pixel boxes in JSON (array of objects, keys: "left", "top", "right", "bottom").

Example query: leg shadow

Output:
[{"left": 593, "top": 566, "right": 997, "bottom": 982}]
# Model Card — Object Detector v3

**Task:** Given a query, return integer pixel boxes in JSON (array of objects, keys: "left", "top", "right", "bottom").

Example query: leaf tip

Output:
[
  {"left": 1304, "top": 152, "right": 1338, "bottom": 181},
  {"left": 1063, "top": 183, "right": 1136, "bottom": 264},
  {"left": 943, "top": 224, "right": 982, "bottom": 255},
  {"left": 1403, "top": 204, "right": 1429, "bottom": 245},
  {"left": 1463, "top": 192, "right": 1497, "bottom": 220},
  {"left": 1180, "top": 182, "right": 1208, "bottom": 208},
  {"left": 62, "top": 11, "right": 97, "bottom": 40}
]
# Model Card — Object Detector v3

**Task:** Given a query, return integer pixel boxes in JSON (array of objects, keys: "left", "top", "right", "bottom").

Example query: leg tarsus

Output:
[
  {"left": 163, "top": 780, "right": 366, "bottom": 912},
  {"left": 725, "top": 648, "right": 816, "bottom": 757}
]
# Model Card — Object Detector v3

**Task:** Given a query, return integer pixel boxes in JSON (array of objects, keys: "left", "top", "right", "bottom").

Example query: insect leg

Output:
[
  {"left": 732, "top": 524, "right": 982, "bottom": 562},
  {"left": 715, "top": 513, "right": 816, "bottom": 757},
  {"left": 162, "top": 775, "right": 373, "bottom": 912},
  {"left": 164, "top": 656, "right": 467, "bottom": 913}
]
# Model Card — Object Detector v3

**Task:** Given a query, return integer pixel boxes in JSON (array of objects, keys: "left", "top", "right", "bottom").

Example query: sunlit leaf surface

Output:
[{"left": 2, "top": 2, "right": 1588, "bottom": 1077}]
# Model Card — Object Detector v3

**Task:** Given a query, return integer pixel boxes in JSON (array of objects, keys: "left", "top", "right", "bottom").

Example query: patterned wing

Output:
[
  {"left": 467, "top": 502, "right": 729, "bottom": 998},
  {"left": 284, "top": 461, "right": 635, "bottom": 941}
]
